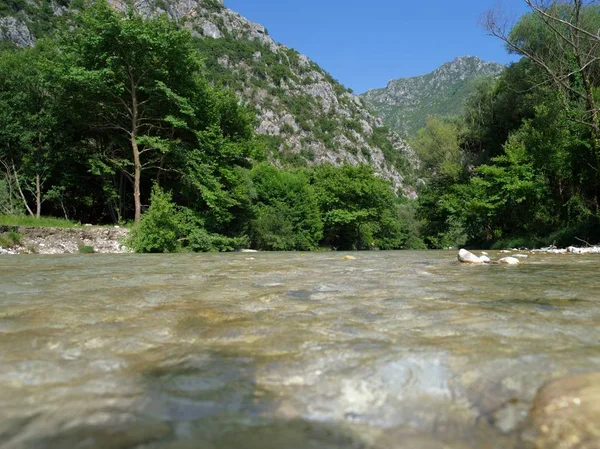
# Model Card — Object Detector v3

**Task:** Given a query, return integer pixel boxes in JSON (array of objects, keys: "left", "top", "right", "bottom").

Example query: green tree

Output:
[
  {"left": 0, "top": 41, "right": 65, "bottom": 218},
  {"left": 307, "top": 164, "right": 410, "bottom": 250},
  {"left": 249, "top": 163, "right": 323, "bottom": 251},
  {"left": 411, "top": 117, "right": 463, "bottom": 182},
  {"left": 63, "top": 1, "right": 204, "bottom": 223},
  {"left": 485, "top": 0, "right": 600, "bottom": 165}
]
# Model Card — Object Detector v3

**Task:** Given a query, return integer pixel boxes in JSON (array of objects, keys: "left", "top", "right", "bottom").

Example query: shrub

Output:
[
  {"left": 78, "top": 245, "right": 95, "bottom": 253},
  {"left": 128, "top": 186, "right": 182, "bottom": 253},
  {"left": 0, "top": 230, "right": 22, "bottom": 249},
  {"left": 187, "top": 227, "right": 248, "bottom": 252}
]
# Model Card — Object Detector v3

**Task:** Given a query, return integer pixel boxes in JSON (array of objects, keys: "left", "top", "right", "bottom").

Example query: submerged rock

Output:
[
  {"left": 457, "top": 249, "right": 488, "bottom": 264},
  {"left": 527, "top": 372, "right": 600, "bottom": 449},
  {"left": 497, "top": 257, "right": 520, "bottom": 265}
]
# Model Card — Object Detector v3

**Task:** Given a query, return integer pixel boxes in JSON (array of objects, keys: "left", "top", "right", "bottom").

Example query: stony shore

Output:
[
  {"left": 0, "top": 225, "right": 130, "bottom": 254},
  {"left": 457, "top": 245, "right": 600, "bottom": 265}
]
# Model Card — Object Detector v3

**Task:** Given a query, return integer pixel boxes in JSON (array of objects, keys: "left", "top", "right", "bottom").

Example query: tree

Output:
[
  {"left": 410, "top": 117, "right": 463, "bottom": 182},
  {"left": 484, "top": 1, "right": 600, "bottom": 163},
  {"left": 0, "top": 41, "right": 64, "bottom": 218},
  {"left": 63, "top": 1, "right": 204, "bottom": 223},
  {"left": 248, "top": 163, "right": 323, "bottom": 251},
  {"left": 307, "top": 164, "right": 409, "bottom": 250}
]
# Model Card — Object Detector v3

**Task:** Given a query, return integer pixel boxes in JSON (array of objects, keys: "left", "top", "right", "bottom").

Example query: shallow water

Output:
[{"left": 0, "top": 251, "right": 599, "bottom": 449}]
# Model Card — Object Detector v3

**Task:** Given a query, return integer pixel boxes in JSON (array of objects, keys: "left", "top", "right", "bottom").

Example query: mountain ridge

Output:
[{"left": 361, "top": 56, "right": 505, "bottom": 138}]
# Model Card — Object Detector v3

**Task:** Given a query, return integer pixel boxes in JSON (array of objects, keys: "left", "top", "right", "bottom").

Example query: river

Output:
[{"left": 1, "top": 251, "right": 599, "bottom": 448}]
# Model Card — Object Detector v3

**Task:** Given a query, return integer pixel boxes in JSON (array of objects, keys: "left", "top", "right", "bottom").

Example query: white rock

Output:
[
  {"left": 497, "top": 257, "right": 520, "bottom": 265},
  {"left": 567, "top": 246, "right": 600, "bottom": 254},
  {"left": 479, "top": 255, "right": 491, "bottom": 263},
  {"left": 514, "top": 254, "right": 529, "bottom": 259},
  {"left": 458, "top": 249, "right": 487, "bottom": 264},
  {"left": 481, "top": 251, "right": 489, "bottom": 255}
]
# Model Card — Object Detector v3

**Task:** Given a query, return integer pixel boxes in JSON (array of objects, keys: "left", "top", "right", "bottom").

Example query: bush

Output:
[
  {"left": 0, "top": 230, "right": 22, "bottom": 249},
  {"left": 128, "top": 186, "right": 182, "bottom": 253},
  {"left": 78, "top": 245, "right": 95, "bottom": 253},
  {"left": 187, "top": 227, "right": 248, "bottom": 252}
]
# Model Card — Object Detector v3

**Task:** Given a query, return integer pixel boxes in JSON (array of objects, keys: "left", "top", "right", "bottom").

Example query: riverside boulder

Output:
[{"left": 457, "top": 249, "right": 489, "bottom": 264}]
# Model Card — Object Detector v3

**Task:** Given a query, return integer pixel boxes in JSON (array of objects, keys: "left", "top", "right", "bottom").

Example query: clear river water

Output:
[{"left": 0, "top": 251, "right": 599, "bottom": 449}]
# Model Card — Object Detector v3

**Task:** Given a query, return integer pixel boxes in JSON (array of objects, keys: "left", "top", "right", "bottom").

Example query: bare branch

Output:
[{"left": 525, "top": 0, "right": 600, "bottom": 43}]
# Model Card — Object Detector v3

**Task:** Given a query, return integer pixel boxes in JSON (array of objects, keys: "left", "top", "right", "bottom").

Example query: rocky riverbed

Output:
[
  {"left": 1, "top": 250, "right": 599, "bottom": 449},
  {"left": 0, "top": 225, "right": 130, "bottom": 254}
]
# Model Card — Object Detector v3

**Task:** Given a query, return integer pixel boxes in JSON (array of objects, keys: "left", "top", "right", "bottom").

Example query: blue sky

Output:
[{"left": 224, "top": 0, "right": 531, "bottom": 93}]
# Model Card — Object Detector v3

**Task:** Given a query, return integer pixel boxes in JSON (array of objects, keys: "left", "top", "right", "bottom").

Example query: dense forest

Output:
[
  {"left": 414, "top": 1, "right": 600, "bottom": 249},
  {"left": 0, "top": 1, "right": 422, "bottom": 252}
]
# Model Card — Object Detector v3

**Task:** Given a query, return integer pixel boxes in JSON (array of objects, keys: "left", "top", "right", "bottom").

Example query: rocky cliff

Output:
[
  {"left": 0, "top": 0, "right": 417, "bottom": 195},
  {"left": 361, "top": 56, "right": 505, "bottom": 138}
]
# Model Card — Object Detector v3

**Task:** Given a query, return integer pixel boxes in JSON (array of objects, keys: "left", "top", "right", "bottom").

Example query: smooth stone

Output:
[
  {"left": 343, "top": 255, "right": 357, "bottom": 260},
  {"left": 497, "top": 257, "right": 520, "bottom": 265},
  {"left": 527, "top": 372, "right": 600, "bottom": 449},
  {"left": 514, "top": 254, "right": 529, "bottom": 258},
  {"left": 457, "top": 249, "right": 487, "bottom": 264},
  {"left": 479, "top": 255, "right": 491, "bottom": 263}
]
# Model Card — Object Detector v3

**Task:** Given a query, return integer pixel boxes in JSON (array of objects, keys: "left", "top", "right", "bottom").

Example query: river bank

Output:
[
  {"left": 1, "top": 224, "right": 599, "bottom": 256},
  {"left": 0, "top": 225, "right": 130, "bottom": 254}
]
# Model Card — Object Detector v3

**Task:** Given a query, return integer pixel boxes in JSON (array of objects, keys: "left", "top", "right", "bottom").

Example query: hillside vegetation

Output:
[
  {"left": 0, "top": 1, "right": 424, "bottom": 251},
  {"left": 414, "top": 2, "right": 600, "bottom": 249},
  {"left": 362, "top": 56, "right": 505, "bottom": 138}
]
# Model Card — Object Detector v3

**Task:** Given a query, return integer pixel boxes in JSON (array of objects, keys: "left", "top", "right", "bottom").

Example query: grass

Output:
[
  {"left": 78, "top": 245, "right": 95, "bottom": 254},
  {"left": 0, "top": 230, "right": 22, "bottom": 249},
  {"left": 0, "top": 214, "right": 81, "bottom": 228}
]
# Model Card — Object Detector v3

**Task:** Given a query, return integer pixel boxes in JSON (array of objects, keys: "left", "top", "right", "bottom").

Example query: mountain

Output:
[
  {"left": 361, "top": 56, "right": 505, "bottom": 138},
  {"left": 0, "top": 0, "right": 417, "bottom": 195}
]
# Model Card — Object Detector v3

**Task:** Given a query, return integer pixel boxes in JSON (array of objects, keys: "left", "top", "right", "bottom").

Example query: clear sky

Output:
[{"left": 224, "top": 0, "right": 531, "bottom": 94}]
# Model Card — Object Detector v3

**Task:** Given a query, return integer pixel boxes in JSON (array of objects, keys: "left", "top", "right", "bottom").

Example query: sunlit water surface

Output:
[{"left": 1, "top": 251, "right": 599, "bottom": 449}]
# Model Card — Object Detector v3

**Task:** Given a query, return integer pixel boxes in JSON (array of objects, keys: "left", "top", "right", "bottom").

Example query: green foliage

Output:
[
  {"left": 249, "top": 163, "right": 323, "bottom": 251},
  {"left": 78, "top": 245, "right": 94, "bottom": 254},
  {"left": 0, "top": 214, "right": 80, "bottom": 227},
  {"left": 417, "top": 4, "right": 600, "bottom": 248},
  {"left": 0, "top": 230, "right": 21, "bottom": 248},
  {"left": 307, "top": 164, "right": 412, "bottom": 250},
  {"left": 411, "top": 117, "right": 462, "bottom": 181},
  {"left": 127, "top": 186, "right": 181, "bottom": 253},
  {"left": 0, "top": 1, "right": 422, "bottom": 252},
  {"left": 362, "top": 57, "right": 505, "bottom": 138},
  {"left": 129, "top": 186, "right": 250, "bottom": 253}
]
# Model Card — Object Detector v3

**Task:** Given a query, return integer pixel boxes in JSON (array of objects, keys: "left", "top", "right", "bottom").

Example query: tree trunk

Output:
[
  {"left": 130, "top": 69, "right": 142, "bottom": 224},
  {"left": 35, "top": 173, "right": 41, "bottom": 219},
  {"left": 132, "top": 136, "right": 141, "bottom": 224},
  {"left": 11, "top": 162, "right": 34, "bottom": 217}
]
